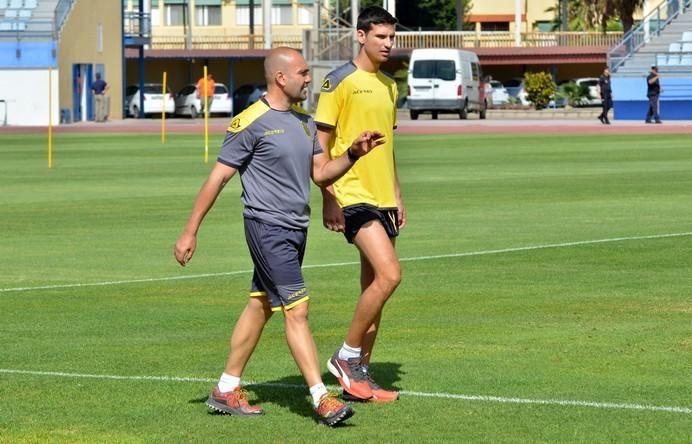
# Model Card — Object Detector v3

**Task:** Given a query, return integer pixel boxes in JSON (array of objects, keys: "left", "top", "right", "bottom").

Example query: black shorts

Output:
[
  {"left": 244, "top": 218, "right": 309, "bottom": 312},
  {"left": 343, "top": 204, "right": 399, "bottom": 244}
]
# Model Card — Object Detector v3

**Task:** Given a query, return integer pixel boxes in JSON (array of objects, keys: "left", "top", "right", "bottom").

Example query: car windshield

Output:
[
  {"left": 491, "top": 81, "right": 503, "bottom": 88},
  {"left": 179, "top": 85, "right": 196, "bottom": 95},
  {"left": 582, "top": 80, "right": 598, "bottom": 87},
  {"left": 143, "top": 85, "right": 164, "bottom": 94},
  {"left": 214, "top": 85, "right": 228, "bottom": 94},
  {"left": 504, "top": 79, "right": 522, "bottom": 87}
]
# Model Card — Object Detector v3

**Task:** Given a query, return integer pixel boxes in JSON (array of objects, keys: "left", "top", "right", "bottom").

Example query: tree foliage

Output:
[{"left": 546, "top": 0, "right": 644, "bottom": 34}]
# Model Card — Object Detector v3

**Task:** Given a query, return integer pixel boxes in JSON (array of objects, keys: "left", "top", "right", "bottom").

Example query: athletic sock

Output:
[
  {"left": 217, "top": 372, "right": 240, "bottom": 393},
  {"left": 309, "top": 383, "right": 328, "bottom": 408},
  {"left": 338, "top": 342, "right": 361, "bottom": 360}
]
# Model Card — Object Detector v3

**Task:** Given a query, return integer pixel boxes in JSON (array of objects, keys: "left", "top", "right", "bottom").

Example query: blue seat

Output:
[{"left": 656, "top": 54, "right": 668, "bottom": 66}]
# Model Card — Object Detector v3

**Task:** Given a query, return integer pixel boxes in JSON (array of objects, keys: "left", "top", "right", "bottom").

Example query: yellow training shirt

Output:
[{"left": 314, "top": 62, "right": 398, "bottom": 209}]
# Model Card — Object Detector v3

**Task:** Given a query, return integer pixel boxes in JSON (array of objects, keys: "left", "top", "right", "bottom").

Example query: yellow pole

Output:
[
  {"left": 48, "top": 67, "right": 53, "bottom": 169},
  {"left": 203, "top": 65, "right": 209, "bottom": 163},
  {"left": 162, "top": 71, "right": 167, "bottom": 144}
]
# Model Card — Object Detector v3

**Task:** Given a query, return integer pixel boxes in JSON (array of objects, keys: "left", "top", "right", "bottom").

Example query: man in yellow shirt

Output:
[{"left": 315, "top": 6, "right": 405, "bottom": 403}]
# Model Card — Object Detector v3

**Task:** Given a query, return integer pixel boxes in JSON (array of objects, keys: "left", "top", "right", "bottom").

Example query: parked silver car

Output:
[{"left": 174, "top": 83, "right": 233, "bottom": 118}]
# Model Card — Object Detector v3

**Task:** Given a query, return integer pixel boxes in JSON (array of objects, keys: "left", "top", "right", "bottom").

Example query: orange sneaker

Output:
[
  {"left": 315, "top": 392, "right": 355, "bottom": 427},
  {"left": 206, "top": 386, "right": 265, "bottom": 416},
  {"left": 343, "top": 367, "right": 399, "bottom": 403},
  {"left": 327, "top": 351, "right": 373, "bottom": 401}
]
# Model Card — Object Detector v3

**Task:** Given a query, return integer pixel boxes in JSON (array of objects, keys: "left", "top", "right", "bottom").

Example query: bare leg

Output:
[
  {"left": 345, "top": 221, "right": 400, "bottom": 352},
  {"left": 283, "top": 301, "right": 322, "bottom": 387},
  {"left": 358, "top": 253, "right": 378, "bottom": 365},
  {"left": 223, "top": 296, "right": 273, "bottom": 377}
]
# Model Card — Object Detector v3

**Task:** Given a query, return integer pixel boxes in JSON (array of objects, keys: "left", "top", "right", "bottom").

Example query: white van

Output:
[{"left": 406, "top": 48, "right": 486, "bottom": 120}]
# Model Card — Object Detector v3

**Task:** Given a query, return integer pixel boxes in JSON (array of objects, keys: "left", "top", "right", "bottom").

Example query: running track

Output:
[{"left": 2, "top": 115, "right": 692, "bottom": 135}]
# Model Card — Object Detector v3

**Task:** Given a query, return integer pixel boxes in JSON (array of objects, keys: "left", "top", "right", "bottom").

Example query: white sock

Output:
[
  {"left": 309, "top": 383, "right": 328, "bottom": 408},
  {"left": 338, "top": 342, "right": 361, "bottom": 360},
  {"left": 217, "top": 372, "right": 240, "bottom": 393}
]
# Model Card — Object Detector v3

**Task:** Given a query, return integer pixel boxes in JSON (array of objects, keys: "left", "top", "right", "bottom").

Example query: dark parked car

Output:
[{"left": 233, "top": 84, "right": 266, "bottom": 114}]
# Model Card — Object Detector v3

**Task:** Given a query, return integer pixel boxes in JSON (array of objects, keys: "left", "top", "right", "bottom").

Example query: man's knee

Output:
[
  {"left": 375, "top": 263, "right": 401, "bottom": 296},
  {"left": 283, "top": 302, "right": 310, "bottom": 325}
]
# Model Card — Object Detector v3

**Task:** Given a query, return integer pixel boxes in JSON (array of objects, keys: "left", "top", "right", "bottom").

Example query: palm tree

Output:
[{"left": 611, "top": 0, "right": 646, "bottom": 34}]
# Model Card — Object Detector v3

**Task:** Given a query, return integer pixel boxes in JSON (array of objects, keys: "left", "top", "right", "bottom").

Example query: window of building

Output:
[
  {"left": 272, "top": 5, "right": 292, "bottom": 25},
  {"left": 165, "top": 4, "right": 185, "bottom": 26},
  {"left": 236, "top": 5, "right": 263, "bottom": 26},
  {"left": 236, "top": 2, "right": 293, "bottom": 26},
  {"left": 196, "top": 5, "right": 221, "bottom": 26},
  {"left": 297, "top": 5, "right": 313, "bottom": 25},
  {"left": 481, "top": 22, "right": 509, "bottom": 32}
]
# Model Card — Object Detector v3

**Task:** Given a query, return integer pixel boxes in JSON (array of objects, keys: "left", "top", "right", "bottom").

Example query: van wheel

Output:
[
  {"left": 410, "top": 110, "right": 419, "bottom": 120},
  {"left": 479, "top": 109, "right": 487, "bottom": 120},
  {"left": 459, "top": 107, "right": 468, "bottom": 120},
  {"left": 132, "top": 106, "right": 140, "bottom": 119},
  {"left": 432, "top": 111, "right": 438, "bottom": 120},
  {"left": 190, "top": 106, "right": 198, "bottom": 119}
]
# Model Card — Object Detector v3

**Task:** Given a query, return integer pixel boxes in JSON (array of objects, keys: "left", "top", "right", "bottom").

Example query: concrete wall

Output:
[
  {"left": 58, "top": 0, "right": 123, "bottom": 120},
  {"left": 0, "top": 69, "right": 59, "bottom": 126}
]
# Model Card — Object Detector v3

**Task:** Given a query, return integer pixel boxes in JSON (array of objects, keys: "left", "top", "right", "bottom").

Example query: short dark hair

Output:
[
  {"left": 95, "top": 72, "right": 101, "bottom": 80},
  {"left": 357, "top": 6, "right": 397, "bottom": 32}
]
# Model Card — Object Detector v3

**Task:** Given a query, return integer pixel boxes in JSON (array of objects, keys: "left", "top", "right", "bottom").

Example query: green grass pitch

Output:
[{"left": 0, "top": 131, "right": 690, "bottom": 443}]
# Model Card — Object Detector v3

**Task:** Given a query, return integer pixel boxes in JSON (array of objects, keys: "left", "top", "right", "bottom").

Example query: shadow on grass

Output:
[{"left": 188, "top": 361, "right": 402, "bottom": 425}]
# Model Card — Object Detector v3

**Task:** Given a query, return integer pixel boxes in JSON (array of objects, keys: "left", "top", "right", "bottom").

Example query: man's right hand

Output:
[
  {"left": 322, "top": 190, "right": 345, "bottom": 232},
  {"left": 174, "top": 232, "right": 197, "bottom": 266}
]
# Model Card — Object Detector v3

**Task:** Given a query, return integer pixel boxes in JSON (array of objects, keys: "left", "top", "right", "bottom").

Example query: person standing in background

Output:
[
  {"left": 91, "top": 73, "right": 109, "bottom": 122},
  {"left": 197, "top": 73, "right": 215, "bottom": 115},
  {"left": 645, "top": 66, "right": 662, "bottom": 124},
  {"left": 597, "top": 67, "right": 612, "bottom": 125}
]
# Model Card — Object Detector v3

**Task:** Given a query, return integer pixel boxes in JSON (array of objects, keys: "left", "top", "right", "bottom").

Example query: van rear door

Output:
[
  {"left": 409, "top": 59, "right": 457, "bottom": 109},
  {"left": 430, "top": 59, "right": 458, "bottom": 109}
]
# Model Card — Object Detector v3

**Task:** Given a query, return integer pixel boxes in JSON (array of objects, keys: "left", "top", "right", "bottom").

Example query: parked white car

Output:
[
  {"left": 489, "top": 80, "right": 510, "bottom": 105},
  {"left": 574, "top": 77, "right": 601, "bottom": 106},
  {"left": 125, "top": 84, "right": 175, "bottom": 118},
  {"left": 175, "top": 83, "right": 233, "bottom": 118},
  {"left": 503, "top": 78, "right": 529, "bottom": 105}
]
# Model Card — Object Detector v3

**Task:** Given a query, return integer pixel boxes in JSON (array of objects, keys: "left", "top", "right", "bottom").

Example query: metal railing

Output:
[
  {"left": 54, "top": 0, "right": 76, "bottom": 35},
  {"left": 151, "top": 34, "right": 304, "bottom": 50},
  {"left": 395, "top": 31, "right": 622, "bottom": 49},
  {"left": 124, "top": 11, "right": 152, "bottom": 40},
  {"left": 608, "top": 0, "right": 691, "bottom": 72},
  {"left": 149, "top": 30, "right": 622, "bottom": 52}
]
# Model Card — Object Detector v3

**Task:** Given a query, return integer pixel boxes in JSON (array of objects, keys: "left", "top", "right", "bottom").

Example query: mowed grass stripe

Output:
[
  {"left": 1, "top": 230, "right": 692, "bottom": 293},
  {"left": 2, "top": 368, "right": 690, "bottom": 415}
]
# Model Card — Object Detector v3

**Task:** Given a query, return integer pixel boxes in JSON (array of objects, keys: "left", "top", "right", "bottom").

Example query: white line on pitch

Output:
[
  {"left": 0, "top": 368, "right": 689, "bottom": 415},
  {"left": 2, "top": 231, "right": 691, "bottom": 294}
]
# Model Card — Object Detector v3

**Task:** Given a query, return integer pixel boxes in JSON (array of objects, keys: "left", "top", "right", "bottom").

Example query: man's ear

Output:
[
  {"left": 357, "top": 29, "right": 366, "bottom": 45},
  {"left": 275, "top": 71, "right": 287, "bottom": 87}
]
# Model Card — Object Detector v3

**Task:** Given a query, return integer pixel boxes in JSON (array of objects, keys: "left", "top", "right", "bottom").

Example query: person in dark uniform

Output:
[
  {"left": 645, "top": 66, "right": 662, "bottom": 124},
  {"left": 597, "top": 67, "right": 612, "bottom": 124},
  {"left": 91, "top": 73, "right": 109, "bottom": 122}
]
